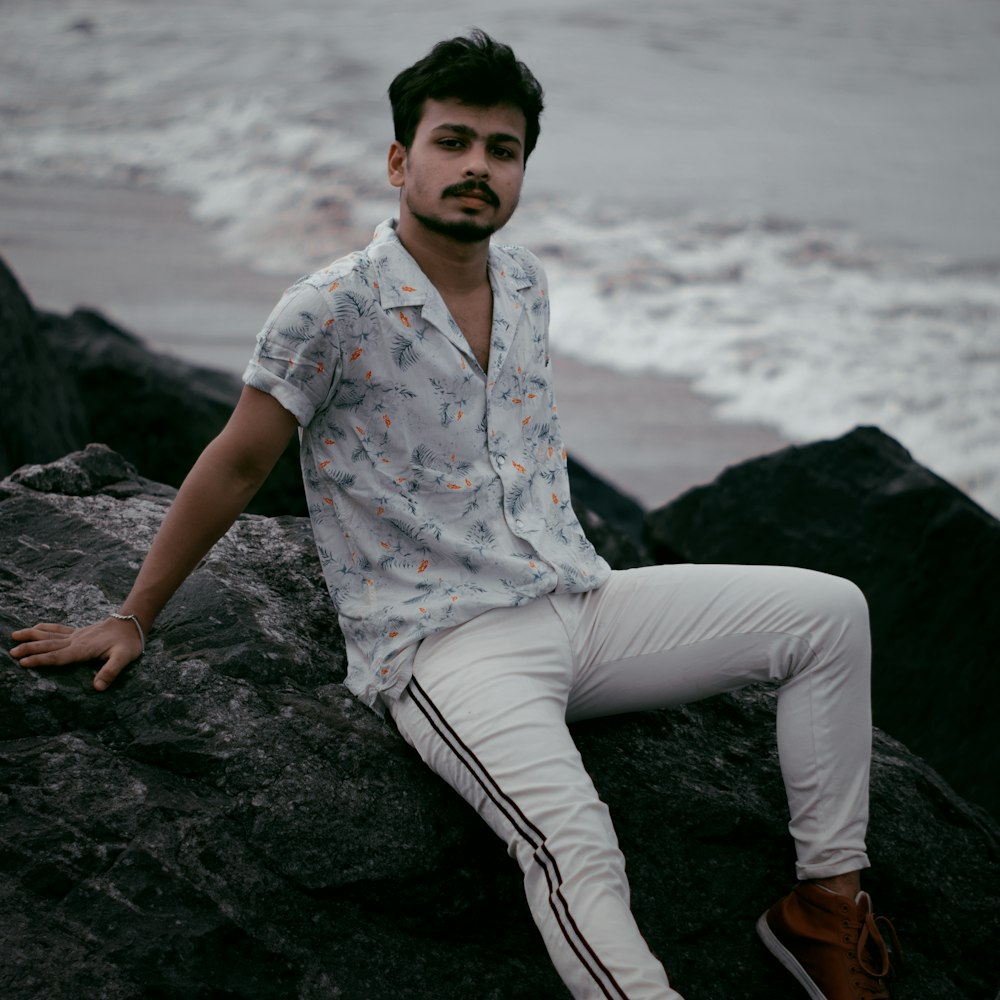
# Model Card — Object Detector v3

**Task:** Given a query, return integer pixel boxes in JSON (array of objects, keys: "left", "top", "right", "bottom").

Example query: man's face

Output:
[{"left": 388, "top": 97, "right": 527, "bottom": 243}]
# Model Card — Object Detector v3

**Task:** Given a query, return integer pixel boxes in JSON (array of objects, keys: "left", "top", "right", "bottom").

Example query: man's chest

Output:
[
  {"left": 441, "top": 285, "right": 493, "bottom": 373},
  {"left": 320, "top": 303, "right": 554, "bottom": 476}
]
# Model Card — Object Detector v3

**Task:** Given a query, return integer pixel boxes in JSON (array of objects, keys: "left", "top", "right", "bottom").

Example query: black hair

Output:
[{"left": 388, "top": 29, "right": 544, "bottom": 161}]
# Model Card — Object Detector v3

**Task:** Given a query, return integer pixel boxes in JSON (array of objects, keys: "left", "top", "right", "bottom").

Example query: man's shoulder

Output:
[
  {"left": 285, "top": 220, "right": 415, "bottom": 303},
  {"left": 289, "top": 247, "right": 378, "bottom": 298},
  {"left": 267, "top": 249, "right": 386, "bottom": 336},
  {"left": 490, "top": 241, "right": 548, "bottom": 290}
]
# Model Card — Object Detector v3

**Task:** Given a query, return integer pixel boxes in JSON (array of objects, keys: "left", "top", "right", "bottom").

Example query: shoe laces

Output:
[{"left": 851, "top": 911, "right": 903, "bottom": 998}]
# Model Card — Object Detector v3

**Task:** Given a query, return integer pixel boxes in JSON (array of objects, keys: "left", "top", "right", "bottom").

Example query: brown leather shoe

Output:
[{"left": 757, "top": 882, "right": 901, "bottom": 999}]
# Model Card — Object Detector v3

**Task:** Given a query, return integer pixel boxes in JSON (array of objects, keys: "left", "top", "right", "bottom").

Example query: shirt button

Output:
[
  {"left": 515, "top": 519, "right": 525, "bottom": 530},
  {"left": 497, "top": 456, "right": 506, "bottom": 467}
]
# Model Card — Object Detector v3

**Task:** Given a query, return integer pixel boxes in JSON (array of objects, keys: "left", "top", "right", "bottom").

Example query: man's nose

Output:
[{"left": 462, "top": 144, "right": 490, "bottom": 177}]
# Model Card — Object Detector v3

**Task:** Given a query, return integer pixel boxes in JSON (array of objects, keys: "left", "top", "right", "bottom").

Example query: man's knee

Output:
[
  {"left": 800, "top": 570, "right": 871, "bottom": 671},
  {"left": 790, "top": 568, "right": 868, "bottom": 625},
  {"left": 826, "top": 573, "right": 869, "bottom": 630}
]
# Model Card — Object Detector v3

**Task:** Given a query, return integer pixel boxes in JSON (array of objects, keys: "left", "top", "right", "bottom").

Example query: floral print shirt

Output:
[{"left": 244, "top": 219, "right": 611, "bottom": 708}]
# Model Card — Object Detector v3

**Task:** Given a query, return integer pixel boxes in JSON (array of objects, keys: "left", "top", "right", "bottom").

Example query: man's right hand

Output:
[{"left": 11, "top": 617, "right": 145, "bottom": 691}]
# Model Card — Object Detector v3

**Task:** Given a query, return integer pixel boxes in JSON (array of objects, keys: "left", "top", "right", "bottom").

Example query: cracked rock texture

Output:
[{"left": 2, "top": 446, "right": 998, "bottom": 999}]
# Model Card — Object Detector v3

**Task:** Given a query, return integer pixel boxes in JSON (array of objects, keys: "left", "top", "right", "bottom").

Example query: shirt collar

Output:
[{"left": 369, "top": 218, "right": 533, "bottom": 311}]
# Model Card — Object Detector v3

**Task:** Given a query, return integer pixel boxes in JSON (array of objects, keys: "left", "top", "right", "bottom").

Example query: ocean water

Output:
[{"left": 2, "top": 0, "right": 999, "bottom": 513}]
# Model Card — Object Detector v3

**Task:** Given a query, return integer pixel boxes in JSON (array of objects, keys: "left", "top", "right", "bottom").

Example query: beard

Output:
[
  {"left": 409, "top": 207, "right": 499, "bottom": 244},
  {"left": 407, "top": 180, "right": 515, "bottom": 244}
]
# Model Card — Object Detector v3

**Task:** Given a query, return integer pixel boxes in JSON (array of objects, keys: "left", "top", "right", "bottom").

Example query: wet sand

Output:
[{"left": 1, "top": 176, "right": 789, "bottom": 510}]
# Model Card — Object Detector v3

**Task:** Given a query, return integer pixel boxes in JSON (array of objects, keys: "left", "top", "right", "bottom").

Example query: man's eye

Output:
[
  {"left": 491, "top": 147, "right": 514, "bottom": 159},
  {"left": 439, "top": 138, "right": 464, "bottom": 148}
]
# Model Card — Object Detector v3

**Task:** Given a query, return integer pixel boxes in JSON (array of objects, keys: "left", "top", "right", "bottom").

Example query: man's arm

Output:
[{"left": 10, "top": 385, "right": 299, "bottom": 691}]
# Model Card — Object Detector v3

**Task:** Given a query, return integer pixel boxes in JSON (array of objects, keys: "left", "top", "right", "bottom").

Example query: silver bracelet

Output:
[{"left": 109, "top": 612, "right": 146, "bottom": 654}]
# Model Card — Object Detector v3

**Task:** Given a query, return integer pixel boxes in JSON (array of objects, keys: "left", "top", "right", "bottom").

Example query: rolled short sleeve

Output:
[{"left": 243, "top": 280, "right": 340, "bottom": 427}]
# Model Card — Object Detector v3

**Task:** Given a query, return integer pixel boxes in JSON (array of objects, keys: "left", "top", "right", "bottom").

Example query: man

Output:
[{"left": 11, "top": 30, "right": 898, "bottom": 1000}]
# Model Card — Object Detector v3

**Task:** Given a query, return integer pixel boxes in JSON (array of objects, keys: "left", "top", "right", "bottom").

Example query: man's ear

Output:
[{"left": 387, "top": 141, "right": 407, "bottom": 189}]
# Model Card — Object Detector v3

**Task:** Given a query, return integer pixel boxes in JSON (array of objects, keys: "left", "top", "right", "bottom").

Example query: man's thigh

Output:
[
  {"left": 388, "top": 600, "right": 677, "bottom": 998},
  {"left": 558, "top": 563, "right": 861, "bottom": 722},
  {"left": 389, "top": 598, "right": 620, "bottom": 855}
]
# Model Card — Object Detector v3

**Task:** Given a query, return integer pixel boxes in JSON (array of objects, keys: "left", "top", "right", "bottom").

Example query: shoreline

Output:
[{"left": 1, "top": 175, "right": 789, "bottom": 509}]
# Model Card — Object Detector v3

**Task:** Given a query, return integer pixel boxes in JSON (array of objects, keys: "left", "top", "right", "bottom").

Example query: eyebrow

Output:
[{"left": 430, "top": 123, "right": 523, "bottom": 148}]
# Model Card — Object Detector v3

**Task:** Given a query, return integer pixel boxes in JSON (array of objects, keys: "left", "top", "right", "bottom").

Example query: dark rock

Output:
[
  {"left": 0, "top": 255, "right": 304, "bottom": 517},
  {"left": 2, "top": 447, "right": 997, "bottom": 999},
  {"left": 644, "top": 425, "right": 1000, "bottom": 822},
  {"left": 567, "top": 455, "right": 645, "bottom": 541},
  {"left": 0, "top": 259, "right": 86, "bottom": 473},
  {"left": 568, "top": 455, "right": 653, "bottom": 568},
  {"left": 5, "top": 442, "right": 176, "bottom": 501},
  {"left": 574, "top": 504, "right": 651, "bottom": 571}
]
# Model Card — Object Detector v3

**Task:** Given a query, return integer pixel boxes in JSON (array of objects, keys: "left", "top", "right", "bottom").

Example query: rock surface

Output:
[
  {"left": 644, "top": 426, "right": 1000, "bottom": 822},
  {"left": 0, "top": 256, "right": 84, "bottom": 475},
  {"left": 2, "top": 447, "right": 998, "bottom": 999}
]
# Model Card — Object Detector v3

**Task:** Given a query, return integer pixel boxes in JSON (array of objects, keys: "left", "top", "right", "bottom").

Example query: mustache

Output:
[{"left": 441, "top": 180, "right": 500, "bottom": 207}]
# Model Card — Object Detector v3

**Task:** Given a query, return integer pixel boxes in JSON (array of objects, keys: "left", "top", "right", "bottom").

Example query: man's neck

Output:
[{"left": 395, "top": 217, "right": 491, "bottom": 296}]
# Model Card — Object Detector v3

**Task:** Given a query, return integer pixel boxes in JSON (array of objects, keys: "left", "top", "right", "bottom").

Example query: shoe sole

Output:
[{"left": 755, "top": 913, "right": 827, "bottom": 1000}]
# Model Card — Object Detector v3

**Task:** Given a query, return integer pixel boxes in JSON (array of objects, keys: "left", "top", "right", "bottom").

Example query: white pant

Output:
[{"left": 389, "top": 564, "right": 872, "bottom": 1000}]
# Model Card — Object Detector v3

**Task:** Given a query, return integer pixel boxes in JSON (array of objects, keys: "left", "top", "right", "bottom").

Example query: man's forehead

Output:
[{"left": 417, "top": 98, "right": 526, "bottom": 141}]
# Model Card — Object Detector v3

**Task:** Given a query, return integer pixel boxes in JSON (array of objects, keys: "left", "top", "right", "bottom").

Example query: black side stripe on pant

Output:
[{"left": 409, "top": 677, "right": 630, "bottom": 1000}]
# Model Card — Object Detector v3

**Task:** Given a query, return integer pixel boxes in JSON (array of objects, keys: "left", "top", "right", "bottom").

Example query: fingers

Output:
[
  {"left": 10, "top": 628, "right": 77, "bottom": 666},
  {"left": 10, "top": 619, "right": 143, "bottom": 692},
  {"left": 10, "top": 623, "right": 78, "bottom": 663},
  {"left": 93, "top": 652, "right": 131, "bottom": 692},
  {"left": 11, "top": 623, "right": 75, "bottom": 642}
]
